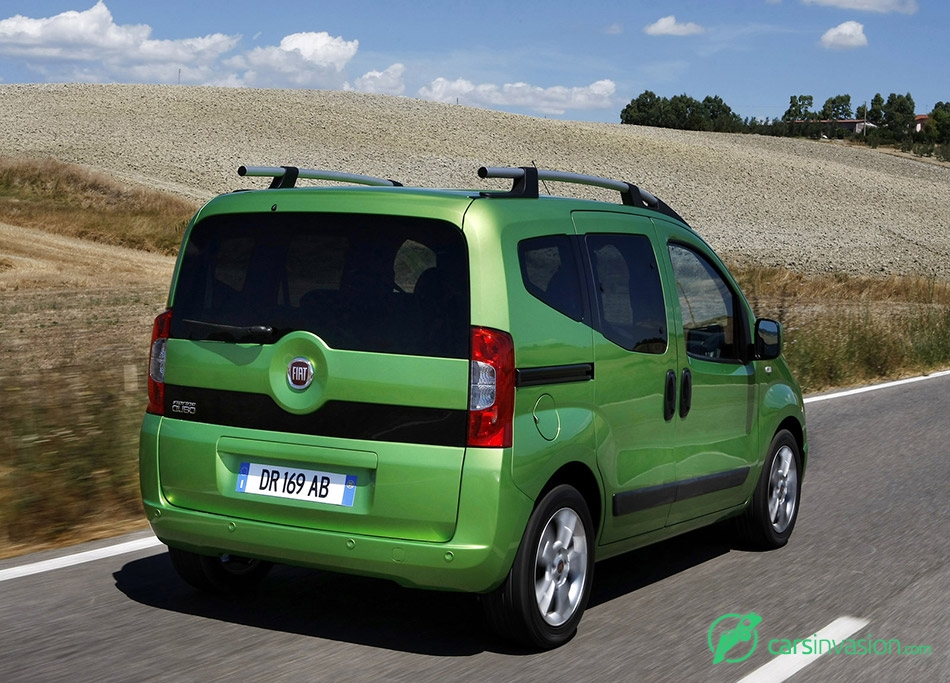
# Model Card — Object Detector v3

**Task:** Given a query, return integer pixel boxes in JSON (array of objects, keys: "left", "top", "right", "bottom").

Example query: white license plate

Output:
[{"left": 236, "top": 462, "right": 357, "bottom": 507}]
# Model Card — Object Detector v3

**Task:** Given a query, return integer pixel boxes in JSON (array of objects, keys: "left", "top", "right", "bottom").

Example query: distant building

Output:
[
  {"left": 833, "top": 119, "right": 877, "bottom": 134},
  {"left": 915, "top": 114, "right": 930, "bottom": 133}
]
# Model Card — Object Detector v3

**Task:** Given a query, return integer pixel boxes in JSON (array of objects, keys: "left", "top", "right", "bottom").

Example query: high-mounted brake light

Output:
[
  {"left": 468, "top": 327, "right": 515, "bottom": 448},
  {"left": 147, "top": 309, "right": 172, "bottom": 415}
]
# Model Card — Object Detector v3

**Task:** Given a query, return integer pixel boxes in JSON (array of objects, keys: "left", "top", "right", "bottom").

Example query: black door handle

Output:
[
  {"left": 680, "top": 368, "right": 692, "bottom": 418},
  {"left": 664, "top": 369, "right": 676, "bottom": 421}
]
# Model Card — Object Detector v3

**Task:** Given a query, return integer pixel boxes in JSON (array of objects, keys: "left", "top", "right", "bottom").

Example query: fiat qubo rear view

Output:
[{"left": 140, "top": 165, "right": 807, "bottom": 649}]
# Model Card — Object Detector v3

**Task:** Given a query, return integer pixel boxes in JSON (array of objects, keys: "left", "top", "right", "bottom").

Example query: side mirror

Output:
[{"left": 755, "top": 318, "right": 782, "bottom": 360}]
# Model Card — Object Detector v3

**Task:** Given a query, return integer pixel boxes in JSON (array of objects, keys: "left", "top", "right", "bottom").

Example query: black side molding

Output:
[
  {"left": 613, "top": 467, "right": 751, "bottom": 517},
  {"left": 516, "top": 363, "right": 594, "bottom": 388}
]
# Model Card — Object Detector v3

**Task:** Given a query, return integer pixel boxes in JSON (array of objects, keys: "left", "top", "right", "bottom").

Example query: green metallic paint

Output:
[
  {"left": 142, "top": 183, "right": 807, "bottom": 597},
  {"left": 163, "top": 333, "right": 469, "bottom": 413}
]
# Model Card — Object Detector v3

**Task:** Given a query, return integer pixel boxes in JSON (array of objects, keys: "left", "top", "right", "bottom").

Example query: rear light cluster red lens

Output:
[
  {"left": 147, "top": 310, "right": 172, "bottom": 415},
  {"left": 468, "top": 327, "right": 515, "bottom": 448}
]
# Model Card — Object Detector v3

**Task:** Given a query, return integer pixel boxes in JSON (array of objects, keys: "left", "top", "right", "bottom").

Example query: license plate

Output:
[{"left": 236, "top": 462, "right": 357, "bottom": 507}]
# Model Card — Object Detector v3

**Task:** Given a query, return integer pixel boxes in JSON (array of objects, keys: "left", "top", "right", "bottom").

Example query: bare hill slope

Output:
[{"left": 2, "top": 83, "right": 949, "bottom": 277}]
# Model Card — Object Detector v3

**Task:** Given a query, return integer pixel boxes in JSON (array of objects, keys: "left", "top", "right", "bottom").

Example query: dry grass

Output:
[
  {"left": 0, "top": 156, "right": 190, "bottom": 557},
  {"left": 0, "top": 156, "right": 196, "bottom": 254},
  {"left": 733, "top": 265, "right": 950, "bottom": 392}
]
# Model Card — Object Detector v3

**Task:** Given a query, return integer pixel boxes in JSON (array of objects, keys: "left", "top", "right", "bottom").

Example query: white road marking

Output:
[
  {"left": 734, "top": 616, "right": 871, "bottom": 683},
  {"left": 804, "top": 369, "right": 950, "bottom": 404},
  {"left": 0, "top": 535, "right": 163, "bottom": 583}
]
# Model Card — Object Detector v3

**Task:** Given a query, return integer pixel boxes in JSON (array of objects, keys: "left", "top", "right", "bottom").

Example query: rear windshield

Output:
[{"left": 171, "top": 212, "right": 469, "bottom": 358}]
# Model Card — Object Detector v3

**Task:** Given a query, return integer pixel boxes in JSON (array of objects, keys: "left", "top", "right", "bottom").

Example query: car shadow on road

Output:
[{"left": 114, "top": 527, "right": 733, "bottom": 656}]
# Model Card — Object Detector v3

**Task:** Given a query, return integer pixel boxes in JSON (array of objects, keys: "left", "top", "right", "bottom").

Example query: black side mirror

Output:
[{"left": 755, "top": 318, "right": 782, "bottom": 360}]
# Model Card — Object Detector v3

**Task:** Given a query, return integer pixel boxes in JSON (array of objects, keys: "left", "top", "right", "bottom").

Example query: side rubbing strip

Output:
[
  {"left": 612, "top": 467, "right": 751, "bottom": 517},
  {"left": 516, "top": 363, "right": 594, "bottom": 388}
]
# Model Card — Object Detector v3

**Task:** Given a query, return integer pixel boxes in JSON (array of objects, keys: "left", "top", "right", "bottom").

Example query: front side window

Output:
[{"left": 668, "top": 243, "right": 738, "bottom": 361}]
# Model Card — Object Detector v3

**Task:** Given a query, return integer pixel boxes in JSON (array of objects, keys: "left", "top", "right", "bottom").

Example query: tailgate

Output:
[{"left": 158, "top": 335, "right": 470, "bottom": 542}]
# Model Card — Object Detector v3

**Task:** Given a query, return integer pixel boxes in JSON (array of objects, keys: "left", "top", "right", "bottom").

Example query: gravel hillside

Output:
[{"left": 2, "top": 83, "right": 949, "bottom": 278}]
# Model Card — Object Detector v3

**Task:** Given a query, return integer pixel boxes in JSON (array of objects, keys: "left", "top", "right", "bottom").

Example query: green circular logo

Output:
[{"left": 708, "top": 612, "right": 762, "bottom": 664}]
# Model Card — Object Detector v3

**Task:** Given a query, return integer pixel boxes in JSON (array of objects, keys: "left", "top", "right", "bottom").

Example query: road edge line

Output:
[
  {"left": 0, "top": 535, "right": 163, "bottom": 583},
  {"left": 734, "top": 616, "right": 870, "bottom": 683},
  {"left": 804, "top": 369, "right": 950, "bottom": 404}
]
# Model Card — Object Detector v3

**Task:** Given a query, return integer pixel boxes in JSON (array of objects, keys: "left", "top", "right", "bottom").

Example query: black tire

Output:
[
  {"left": 736, "top": 429, "right": 802, "bottom": 549},
  {"left": 483, "top": 485, "right": 595, "bottom": 650},
  {"left": 168, "top": 546, "right": 273, "bottom": 594}
]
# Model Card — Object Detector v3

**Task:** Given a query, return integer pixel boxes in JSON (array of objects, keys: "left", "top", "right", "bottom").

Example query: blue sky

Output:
[{"left": 0, "top": 1, "right": 943, "bottom": 122}]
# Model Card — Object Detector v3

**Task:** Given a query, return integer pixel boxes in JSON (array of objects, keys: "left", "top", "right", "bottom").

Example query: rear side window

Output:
[
  {"left": 518, "top": 235, "right": 584, "bottom": 321},
  {"left": 171, "top": 212, "right": 469, "bottom": 358},
  {"left": 586, "top": 233, "right": 667, "bottom": 354}
]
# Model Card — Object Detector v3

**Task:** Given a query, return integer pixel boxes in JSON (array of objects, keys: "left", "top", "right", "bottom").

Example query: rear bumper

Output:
[{"left": 139, "top": 413, "right": 532, "bottom": 593}]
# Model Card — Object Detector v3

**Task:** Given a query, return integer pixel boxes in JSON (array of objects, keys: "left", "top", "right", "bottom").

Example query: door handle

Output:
[
  {"left": 680, "top": 368, "right": 692, "bottom": 418},
  {"left": 664, "top": 369, "right": 676, "bottom": 421}
]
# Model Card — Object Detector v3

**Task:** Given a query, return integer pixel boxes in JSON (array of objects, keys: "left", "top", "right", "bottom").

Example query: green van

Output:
[{"left": 140, "top": 165, "right": 806, "bottom": 649}]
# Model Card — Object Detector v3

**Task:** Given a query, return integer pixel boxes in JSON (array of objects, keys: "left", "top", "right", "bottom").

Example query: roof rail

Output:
[
  {"left": 238, "top": 165, "right": 403, "bottom": 189},
  {"left": 477, "top": 166, "right": 687, "bottom": 225}
]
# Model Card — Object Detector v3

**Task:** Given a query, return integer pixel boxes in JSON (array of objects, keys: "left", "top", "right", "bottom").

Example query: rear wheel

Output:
[
  {"left": 168, "top": 547, "right": 273, "bottom": 594},
  {"left": 736, "top": 429, "right": 802, "bottom": 549},
  {"left": 483, "top": 485, "right": 594, "bottom": 649}
]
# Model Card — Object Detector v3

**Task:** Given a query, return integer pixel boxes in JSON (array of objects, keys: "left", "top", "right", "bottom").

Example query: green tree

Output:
[
  {"left": 928, "top": 102, "right": 950, "bottom": 144},
  {"left": 782, "top": 95, "right": 814, "bottom": 122},
  {"left": 882, "top": 92, "right": 916, "bottom": 140},
  {"left": 666, "top": 93, "right": 706, "bottom": 130},
  {"left": 701, "top": 95, "right": 743, "bottom": 132},
  {"left": 620, "top": 90, "right": 668, "bottom": 126},
  {"left": 820, "top": 94, "right": 853, "bottom": 121},
  {"left": 867, "top": 93, "right": 885, "bottom": 125}
]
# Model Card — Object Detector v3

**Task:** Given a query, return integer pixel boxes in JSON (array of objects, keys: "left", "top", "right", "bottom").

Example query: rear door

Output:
[
  {"left": 571, "top": 211, "right": 680, "bottom": 543},
  {"left": 157, "top": 207, "right": 472, "bottom": 542}
]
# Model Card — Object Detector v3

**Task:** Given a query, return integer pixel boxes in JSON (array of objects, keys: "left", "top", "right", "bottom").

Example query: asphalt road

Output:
[{"left": 2, "top": 375, "right": 947, "bottom": 682}]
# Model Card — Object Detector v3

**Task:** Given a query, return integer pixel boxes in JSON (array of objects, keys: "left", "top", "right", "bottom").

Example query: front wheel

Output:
[
  {"left": 168, "top": 546, "right": 273, "bottom": 594},
  {"left": 736, "top": 429, "right": 802, "bottom": 549},
  {"left": 483, "top": 485, "right": 595, "bottom": 649}
]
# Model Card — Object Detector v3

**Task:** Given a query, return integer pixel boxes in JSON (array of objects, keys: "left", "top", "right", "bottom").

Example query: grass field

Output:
[{"left": 1, "top": 156, "right": 948, "bottom": 558}]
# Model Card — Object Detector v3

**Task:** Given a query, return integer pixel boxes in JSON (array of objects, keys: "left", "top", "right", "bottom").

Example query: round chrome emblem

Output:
[{"left": 287, "top": 357, "right": 314, "bottom": 390}]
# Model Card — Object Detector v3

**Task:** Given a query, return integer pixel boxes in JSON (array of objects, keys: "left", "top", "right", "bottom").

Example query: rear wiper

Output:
[{"left": 181, "top": 319, "right": 276, "bottom": 343}]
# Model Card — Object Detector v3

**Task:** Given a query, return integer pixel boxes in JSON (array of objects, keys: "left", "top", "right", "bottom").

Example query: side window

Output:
[
  {"left": 518, "top": 235, "right": 584, "bottom": 322},
  {"left": 668, "top": 243, "right": 738, "bottom": 361},
  {"left": 586, "top": 233, "right": 667, "bottom": 354}
]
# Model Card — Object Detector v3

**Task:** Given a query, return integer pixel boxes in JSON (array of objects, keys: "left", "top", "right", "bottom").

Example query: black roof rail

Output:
[
  {"left": 238, "top": 165, "right": 403, "bottom": 188},
  {"left": 477, "top": 166, "right": 688, "bottom": 225}
]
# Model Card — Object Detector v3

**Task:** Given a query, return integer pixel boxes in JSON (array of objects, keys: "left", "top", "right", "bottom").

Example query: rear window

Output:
[{"left": 171, "top": 212, "right": 469, "bottom": 358}]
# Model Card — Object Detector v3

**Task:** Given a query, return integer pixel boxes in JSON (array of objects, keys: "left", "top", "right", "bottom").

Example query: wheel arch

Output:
[
  {"left": 536, "top": 461, "right": 603, "bottom": 541},
  {"left": 776, "top": 416, "right": 806, "bottom": 471}
]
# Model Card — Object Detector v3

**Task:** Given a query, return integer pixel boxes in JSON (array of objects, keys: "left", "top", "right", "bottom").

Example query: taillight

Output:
[
  {"left": 147, "top": 309, "right": 172, "bottom": 415},
  {"left": 468, "top": 327, "right": 515, "bottom": 448}
]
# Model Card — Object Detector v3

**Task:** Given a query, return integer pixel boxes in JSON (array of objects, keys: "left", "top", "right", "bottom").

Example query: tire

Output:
[
  {"left": 736, "top": 429, "right": 802, "bottom": 549},
  {"left": 168, "top": 546, "right": 273, "bottom": 594},
  {"left": 483, "top": 485, "right": 595, "bottom": 650}
]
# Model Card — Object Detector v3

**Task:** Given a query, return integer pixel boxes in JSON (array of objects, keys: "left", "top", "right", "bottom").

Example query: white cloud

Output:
[
  {"left": 418, "top": 77, "right": 616, "bottom": 115},
  {"left": 604, "top": 23, "right": 624, "bottom": 35},
  {"left": 226, "top": 32, "right": 359, "bottom": 87},
  {"left": 802, "top": 0, "right": 917, "bottom": 13},
  {"left": 820, "top": 20, "right": 868, "bottom": 48},
  {"left": 0, "top": 1, "right": 238, "bottom": 81},
  {"left": 353, "top": 63, "right": 405, "bottom": 95},
  {"left": 644, "top": 16, "right": 706, "bottom": 37}
]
